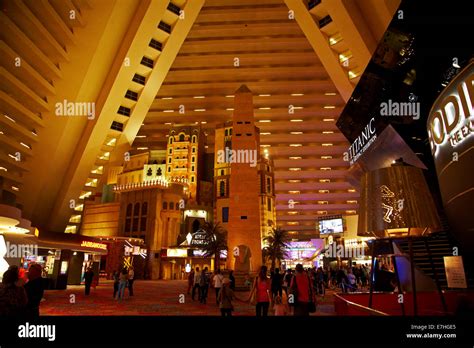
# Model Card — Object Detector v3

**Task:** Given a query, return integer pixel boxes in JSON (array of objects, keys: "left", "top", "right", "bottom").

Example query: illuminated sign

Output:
[
  {"left": 428, "top": 63, "right": 473, "bottom": 157},
  {"left": 80, "top": 241, "right": 107, "bottom": 250},
  {"left": 167, "top": 248, "right": 188, "bottom": 257},
  {"left": 348, "top": 117, "right": 377, "bottom": 165},
  {"left": 190, "top": 229, "right": 208, "bottom": 246},
  {"left": 0, "top": 236, "right": 10, "bottom": 279},
  {"left": 60, "top": 261, "right": 68, "bottom": 275}
]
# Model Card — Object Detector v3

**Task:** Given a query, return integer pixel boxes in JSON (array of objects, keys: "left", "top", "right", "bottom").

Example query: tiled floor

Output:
[{"left": 40, "top": 280, "right": 336, "bottom": 316}]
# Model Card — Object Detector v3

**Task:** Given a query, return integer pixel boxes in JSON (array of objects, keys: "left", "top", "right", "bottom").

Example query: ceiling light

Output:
[
  {"left": 290, "top": 144, "right": 302, "bottom": 147},
  {"left": 0, "top": 131, "right": 4, "bottom": 135},
  {"left": 290, "top": 119, "right": 303, "bottom": 122},
  {"left": 348, "top": 70, "right": 359, "bottom": 79},
  {"left": 318, "top": 211, "right": 328, "bottom": 215},
  {"left": 261, "top": 132, "right": 271, "bottom": 135},
  {"left": 323, "top": 131, "right": 334, "bottom": 134},
  {"left": 289, "top": 190, "right": 300, "bottom": 194},
  {"left": 8, "top": 154, "right": 16, "bottom": 160},
  {"left": 293, "top": 106, "right": 304, "bottom": 110},
  {"left": 348, "top": 188, "right": 356, "bottom": 193},
  {"left": 321, "top": 167, "right": 332, "bottom": 171},
  {"left": 323, "top": 118, "right": 335, "bottom": 122},
  {"left": 137, "top": 147, "right": 148, "bottom": 150},
  {"left": 259, "top": 94, "right": 271, "bottom": 97},
  {"left": 4, "top": 115, "right": 16, "bottom": 123},
  {"left": 0, "top": 167, "right": 7, "bottom": 172},
  {"left": 319, "top": 190, "right": 329, "bottom": 193},
  {"left": 328, "top": 33, "right": 342, "bottom": 46},
  {"left": 322, "top": 143, "right": 333, "bottom": 146},
  {"left": 31, "top": 130, "right": 37, "bottom": 136},
  {"left": 260, "top": 144, "right": 271, "bottom": 148},
  {"left": 291, "top": 93, "right": 304, "bottom": 96},
  {"left": 288, "top": 180, "right": 301, "bottom": 183},
  {"left": 193, "top": 96, "right": 205, "bottom": 99},
  {"left": 194, "top": 109, "right": 206, "bottom": 112},
  {"left": 201, "top": 121, "right": 207, "bottom": 124},
  {"left": 162, "top": 97, "right": 173, "bottom": 100},
  {"left": 318, "top": 201, "right": 328, "bottom": 204},
  {"left": 226, "top": 108, "right": 234, "bottom": 111},
  {"left": 165, "top": 122, "right": 172, "bottom": 125},
  {"left": 324, "top": 106, "right": 336, "bottom": 109},
  {"left": 346, "top": 210, "right": 357, "bottom": 214},
  {"left": 319, "top": 179, "right": 330, "bottom": 183},
  {"left": 289, "top": 168, "right": 301, "bottom": 171},
  {"left": 136, "top": 135, "right": 147, "bottom": 138},
  {"left": 225, "top": 95, "right": 234, "bottom": 98},
  {"left": 325, "top": 92, "right": 337, "bottom": 96},
  {"left": 453, "top": 62, "right": 461, "bottom": 69},
  {"left": 289, "top": 156, "right": 301, "bottom": 160},
  {"left": 321, "top": 156, "right": 332, "bottom": 159},
  {"left": 347, "top": 200, "right": 358, "bottom": 204},
  {"left": 259, "top": 107, "right": 271, "bottom": 110},
  {"left": 287, "top": 221, "right": 299, "bottom": 225},
  {"left": 291, "top": 132, "right": 303, "bottom": 135},
  {"left": 20, "top": 142, "right": 30, "bottom": 149},
  {"left": 163, "top": 110, "right": 174, "bottom": 113},
  {"left": 288, "top": 211, "right": 298, "bottom": 215},
  {"left": 259, "top": 120, "right": 271, "bottom": 123}
]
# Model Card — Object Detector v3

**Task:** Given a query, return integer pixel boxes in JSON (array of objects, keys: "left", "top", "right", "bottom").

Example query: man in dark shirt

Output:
[
  {"left": 84, "top": 267, "right": 94, "bottom": 295},
  {"left": 24, "top": 264, "right": 44, "bottom": 318}
]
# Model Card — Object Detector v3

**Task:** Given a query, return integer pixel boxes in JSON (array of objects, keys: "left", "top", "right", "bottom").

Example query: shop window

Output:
[
  {"left": 169, "top": 202, "right": 174, "bottom": 210},
  {"left": 163, "top": 201, "right": 168, "bottom": 210},
  {"left": 222, "top": 207, "right": 229, "bottom": 223},
  {"left": 219, "top": 181, "right": 225, "bottom": 197}
]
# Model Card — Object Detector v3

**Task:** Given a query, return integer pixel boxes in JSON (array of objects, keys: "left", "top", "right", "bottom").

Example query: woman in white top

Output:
[{"left": 212, "top": 269, "right": 224, "bottom": 306}]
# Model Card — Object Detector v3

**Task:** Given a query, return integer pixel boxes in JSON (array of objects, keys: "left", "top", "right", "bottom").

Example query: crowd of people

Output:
[
  {"left": 0, "top": 264, "right": 44, "bottom": 318},
  {"left": 112, "top": 266, "right": 135, "bottom": 300}
]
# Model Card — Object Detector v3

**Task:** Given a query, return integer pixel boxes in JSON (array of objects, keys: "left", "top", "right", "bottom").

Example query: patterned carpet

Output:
[{"left": 39, "top": 280, "right": 336, "bottom": 316}]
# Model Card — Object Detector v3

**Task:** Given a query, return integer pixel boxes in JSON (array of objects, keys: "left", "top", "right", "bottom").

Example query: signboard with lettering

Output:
[
  {"left": 443, "top": 256, "right": 467, "bottom": 288},
  {"left": 190, "top": 229, "right": 208, "bottom": 246},
  {"left": 427, "top": 60, "right": 474, "bottom": 252},
  {"left": 347, "top": 117, "right": 377, "bottom": 165}
]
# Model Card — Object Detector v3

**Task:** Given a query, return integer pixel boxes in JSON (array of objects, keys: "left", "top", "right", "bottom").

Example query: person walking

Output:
[
  {"left": 24, "top": 264, "right": 44, "bottom": 318},
  {"left": 127, "top": 266, "right": 135, "bottom": 296},
  {"left": 112, "top": 270, "right": 119, "bottom": 299},
  {"left": 283, "top": 269, "right": 292, "bottom": 297},
  {"left": 212, "top": 269, "right": 224, "bottom": 306},
  {"left": 217, "top": 278, "right": 235, "bottom": 316},
  {"left": 290, "top": 263, "right": 315, "bottom": 316},
  {"left": 248, "top": 266, "right": 271, "bottom": 317},
  {"left": 116, "top": 268, "right": 128, "bottom": 300},
  {"left": 84, "top": 267, "right": 94, "bottom": 296},
  {"left": 199, "top": 267, "right": 210, "bottom": 304},
  {"left": 187, "top": 268, "right": 195, "bottom": 295},
  {"left": 271, "top": 268, "right": 283, "bottom": 301},
  {"left": 0, "top": 269, "right": 28, "bottom": 317},
  {"left": 228, "top": 270, "right": 235, "bottom": 291},
  {"left": 192, "top": 267, "right": 201, "bottom": 301}
]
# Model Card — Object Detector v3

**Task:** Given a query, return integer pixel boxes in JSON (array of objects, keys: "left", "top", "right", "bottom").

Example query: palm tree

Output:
[
  {"left": 263, "top": 227, "right": 290, "bottom": 270},
  {"left": 200, "top": 221, "right": 228, "bottom": 270}
]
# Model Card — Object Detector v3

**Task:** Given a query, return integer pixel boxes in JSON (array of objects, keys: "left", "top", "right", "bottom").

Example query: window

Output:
[
  {"left": 111, "top": 121, "right": 124, "bottom": 132},
  {"left": 141, "top": 202, "right": 148, "bottom": 231},
  {"left": 168, "top": 158, "right": 172, "bottom": 163},
  {"left": 149, "top": 38, "right": 162, "bottom": 51},
  {"left": 147, "top": 168, "right": 152, "bottom": 176},
  {"left": 192, "top": 135, "right": 197, "bottom": 143},
  {"left": 179, "top": 134, "right": 185, "bottom": 142},
  {"left": 125, "top": 90, "right": 138, "bottom": 101},
  {"left": 219, "top": 181, "right": 225, "bottom": 197},
  {"left": 142, "top": 202, "right": 148, "bottom": 215},
  {"left": 163, "top": 201, "right": 168, "bottom": 210},
  {"left": 169, "top": 137, "right": 173, "bottom": 144},
  {"left": 192, "top": 147, "right": 196, "bottom": 153},
  {"left": 169, "top": 202, "right": 174, "bottom": 210},
  {"left": 117, "top": 106, "right": 131, "bottom": 116},
  {"left": 191, "top": 166, "right": 195, "bottom": 171},
  {"left": 140, "top": 56, "right": 154, "bottom": 68},
  {"left": 267, "top": 198, "right": 272, "bottom": 211},
  {"left": 191, "top": 176, "right": 195, "bottom": 183},
  {"left": 132, "top": 73, "right": 145, "bottom": 85},
  {"left": 169, "top": 148, "right": 172, "bottom": 154},
  {"left": 157, "top": 168, "right": 162, "bottom": 176},
  {"left": 241, "top": 216, "right": 247, "bottom": 220},
  {"left": 125, "top": 203, "right": 132, "bottom": 233},
  {"left": 167, "top": 167, "right": 171, "bottom": 172},
  {"left": 220, "top": 170, "right": 224, "bottom": 176},
  {"left": 229, "top": 128, "right": 232, "bottom": 135},
  {"left": 133, "top": 203, "right": 140, "bottom": 231},
  {"left": 266, "top": 178, "right": 271, "bottom": 193},
  {"left": 222, "top": 207, "right": 229, "bottom": 222},
  {"left": 192, "top": 157, "right": 195, "bottom": 162},
  {"left": 225, "top": 129, "right": 228, "bottom": 136}
]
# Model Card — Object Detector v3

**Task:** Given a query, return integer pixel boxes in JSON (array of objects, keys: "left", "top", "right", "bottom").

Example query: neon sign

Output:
[
  {"left": 80, "top": 241, "right": 107, "bottom": 250},
  {"left": 348, "top": 117, "right": 377, "bottom": 165}
]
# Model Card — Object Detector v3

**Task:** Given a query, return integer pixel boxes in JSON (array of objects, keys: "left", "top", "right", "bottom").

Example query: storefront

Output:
[{"left": 282, "top": 239, "right": 324, "bottom": 270}]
